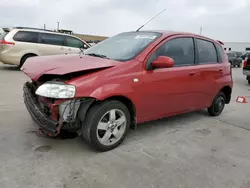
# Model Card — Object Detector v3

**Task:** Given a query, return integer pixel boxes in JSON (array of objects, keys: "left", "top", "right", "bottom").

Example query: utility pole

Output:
[
  {"left": 200, "top": 26, "right": 202, "bottom": 35},
  {"left": 57, "top": 22, "right": 60, "bottom": 31},
  {"left": 44, "top": 24, "right": 46, "bottom": 30}
]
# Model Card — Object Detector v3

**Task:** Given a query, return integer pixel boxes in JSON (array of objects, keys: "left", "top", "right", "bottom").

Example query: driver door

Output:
[{"left": 136, "top": 36, "right": 203, "bottom": 122}]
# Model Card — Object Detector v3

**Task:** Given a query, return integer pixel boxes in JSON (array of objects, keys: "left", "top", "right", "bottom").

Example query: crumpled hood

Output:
[{"left": 21, "top": 54, "right": 119, "bottom": 81}]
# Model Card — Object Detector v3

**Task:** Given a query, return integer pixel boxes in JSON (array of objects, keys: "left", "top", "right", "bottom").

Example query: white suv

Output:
[{"left": 0, "top": 27, "right": 91, "bottom": 67}]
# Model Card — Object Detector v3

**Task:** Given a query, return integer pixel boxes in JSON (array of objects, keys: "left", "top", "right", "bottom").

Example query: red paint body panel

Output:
[
  {"left": 21, "top": 54, "right": 119, "bottom": 81},
  {"left": 22, "top": 31, "right": 233, "bottom": 124}
]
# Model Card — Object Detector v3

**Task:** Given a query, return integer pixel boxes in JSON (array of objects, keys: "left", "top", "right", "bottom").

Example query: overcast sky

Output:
[{"left": 1, "top": 0, "right": 250, "bottom": 42}]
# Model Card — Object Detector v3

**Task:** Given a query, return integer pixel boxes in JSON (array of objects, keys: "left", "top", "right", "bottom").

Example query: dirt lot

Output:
[{"left": 0, "top": 64, "right": 250, "bottom": 188}]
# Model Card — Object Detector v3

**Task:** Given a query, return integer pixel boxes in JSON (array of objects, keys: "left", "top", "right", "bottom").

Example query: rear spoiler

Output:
[{"left": 216, "top": 40, "right": 224, "bottom": 45}]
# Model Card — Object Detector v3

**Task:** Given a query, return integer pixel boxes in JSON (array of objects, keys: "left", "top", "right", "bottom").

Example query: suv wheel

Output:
[
  {"left": 80, "top": 100, "right": 130, "bottom": 151},
  {"left": 208, "top": 92, "right": 226, "bottom": 116},
  {"left": 20, "top": 54, "right": 36, "bottom": 68}
]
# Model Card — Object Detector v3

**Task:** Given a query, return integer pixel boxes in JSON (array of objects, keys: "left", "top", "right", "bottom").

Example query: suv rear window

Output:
[
  {"left": 13, "top": 31, "right": 39, "bottom": 43},
  {"left": 196, "top": 39, "right": 217, "bottom": 64}
]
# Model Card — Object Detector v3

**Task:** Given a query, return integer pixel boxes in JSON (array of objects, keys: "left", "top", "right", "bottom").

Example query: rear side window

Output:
[
  {"left": 65, "top": 36, "right": 87, "bottom": 49},
  {"left": 39, "top": 33, "right": 64, "bottom": 46},
  {"left": 13, "top": 31, "right": 38, "bottom": 43},
  {"left": 215, "top": 43, "right": 224, "bottom": 63},
  {"left": 196, "top": 39, "right": 217, "bottom": 64}
]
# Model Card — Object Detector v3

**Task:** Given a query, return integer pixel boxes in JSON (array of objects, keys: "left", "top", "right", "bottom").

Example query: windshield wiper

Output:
[{"left": 85, "top": 53, "right": 109, "bottom": 59}]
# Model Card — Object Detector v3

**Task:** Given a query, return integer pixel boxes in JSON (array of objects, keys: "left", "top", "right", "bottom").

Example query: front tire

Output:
[
  {"left": 208, "top": 92, "right": 226, "bottom": 116},
  {"left": 248, "top": 80, "right": 250, "bottom": 85},
  {"left": 80, "top": 100, "right": 130, "bottom": 152}
]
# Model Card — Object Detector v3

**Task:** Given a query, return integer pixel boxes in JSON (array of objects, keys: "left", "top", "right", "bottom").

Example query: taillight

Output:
[
  {"left": 0, "top": 40, "right": 15, "bottom": 45},
  {"left": 243, "top": 57, "right": 248, "bottom": 67}
]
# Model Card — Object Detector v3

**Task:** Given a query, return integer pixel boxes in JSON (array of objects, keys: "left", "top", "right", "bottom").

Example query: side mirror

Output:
[
  {"left": 152, "top": 56, "right": 174, "bottom": 69},
  {"left": 83, "top": 44, "right": 89, "bottom": 49}
]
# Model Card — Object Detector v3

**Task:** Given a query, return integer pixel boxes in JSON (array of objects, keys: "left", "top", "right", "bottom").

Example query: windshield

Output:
[{"left": 84, "top": 31, "right": 162, "bottom": 61}]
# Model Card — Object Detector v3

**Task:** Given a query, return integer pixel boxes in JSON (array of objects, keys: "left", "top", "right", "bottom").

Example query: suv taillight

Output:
[
  {"left": 0, "top": 40, "right": 15, "bottom": 45},
  {"left": 243, "top": 57, "right": 248, "bottom": 67}
]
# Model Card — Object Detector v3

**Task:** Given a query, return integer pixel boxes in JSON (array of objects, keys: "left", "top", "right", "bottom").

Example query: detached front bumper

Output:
[{"left": 23, "top": 82, "right": 59, "bottom": 136}]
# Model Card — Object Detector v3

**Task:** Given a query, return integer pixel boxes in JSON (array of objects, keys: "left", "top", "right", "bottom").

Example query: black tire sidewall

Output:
[
  {"left": 208, "top": 92, "right": 226, "bottom": 116},
  {"left": 83, "top": 101, "right": 131, "bottom": 151},
  {"left": 20, "top": 55, "right": 35, "bottom": 68}
]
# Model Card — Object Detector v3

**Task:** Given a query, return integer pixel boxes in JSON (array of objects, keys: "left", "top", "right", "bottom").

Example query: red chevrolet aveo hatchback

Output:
[{"left": 21, "top": 31, "right": 233, "bottom": 151}]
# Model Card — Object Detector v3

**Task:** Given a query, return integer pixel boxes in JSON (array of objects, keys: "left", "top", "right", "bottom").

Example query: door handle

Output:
[
  {"left": 189, "top": 72, "right": 196, "bottom": 76},
  {"left": 68, "top": 48, "right": 72, "bottom": 51},
  {"left": 218, "top": 69, "right": 223, "bottom": 72},
  {"left": 60, "top": 47, "right": 65, "bottom": 50}
]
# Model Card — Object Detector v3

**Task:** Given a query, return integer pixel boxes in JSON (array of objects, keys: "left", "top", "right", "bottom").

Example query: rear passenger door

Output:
[
  {"left": 37, "top": 33, "right": 66, "bottom": 56},
  {"left": 195, "top": 38, "right": 224, "bottom": 107},
  {"left": 64, "top": 36, "right": 89, "bottom": 54}
]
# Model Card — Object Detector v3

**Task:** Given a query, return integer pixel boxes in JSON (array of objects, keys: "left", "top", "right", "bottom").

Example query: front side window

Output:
[
  {"left": 13, "top": 31, "right": 39, "bottom": 43},
  {"left": 39, "top": 33, "right": 64, "bottom": 46},
  {"left": 150, "top": 37, "right": 195, "bottom": 67},
  {"left": 84, "top": 31, "right": 162, "bottom": 61},
  {"left": 196, "top": 39, "right": 217, "bottom": 64},
  {"left": 65, "top": 36, "right": 88, "bottom": 49}
]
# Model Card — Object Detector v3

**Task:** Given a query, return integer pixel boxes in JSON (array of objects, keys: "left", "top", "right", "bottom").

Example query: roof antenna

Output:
[{"left": 136, "top": 9, "right": 166, "bottom": 32}]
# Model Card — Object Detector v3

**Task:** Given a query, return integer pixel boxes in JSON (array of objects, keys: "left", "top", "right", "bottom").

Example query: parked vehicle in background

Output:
[
  {"left": 243, "top": 54, "right": 250, "bottom": 84},
  {"left": 0, "top": 27, "right": 90, "bottom": 67},
  {"left": 227, "top": 51, "right": 242, "bottom": 67},
  {"left": 21, "top": 30, "right": 233, "bottom": 151},
  {"left": 241, "top": 51, "right": 250, "bottom": 60}
]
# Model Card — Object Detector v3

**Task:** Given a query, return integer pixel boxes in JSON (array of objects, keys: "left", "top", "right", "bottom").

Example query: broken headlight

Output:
[{"left": 35, "top": 82, "right": 76, "bottom": 99}]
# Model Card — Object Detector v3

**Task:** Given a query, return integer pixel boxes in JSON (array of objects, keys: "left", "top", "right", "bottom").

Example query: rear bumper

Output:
[
  {"left": 243, "top": 69, "right": 250, "bottom": 76},
  {"left": 23, "top": 82, "right": 59, "bottom": 135},
  {"left": 0, "top": 53, "right": 20, "bottom": 65}
]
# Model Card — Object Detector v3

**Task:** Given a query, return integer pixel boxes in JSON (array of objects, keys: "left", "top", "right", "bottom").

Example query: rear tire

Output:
[
  {"left": 80, "top": 100, "right": 130, "bottom": 152},
  {"left": 20, "top": 54, "right": 36, "bottom": 68},
  {"left": 208, "top": 92, "right": 226, "bottom": 116},
  {"left": 248, "top": 80, "right": 250, "bottom": 85}
]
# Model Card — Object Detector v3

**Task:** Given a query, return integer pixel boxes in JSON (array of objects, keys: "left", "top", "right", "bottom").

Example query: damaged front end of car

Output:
[{"left": 23, "top": 81, "right": 95, "bottom": 137}]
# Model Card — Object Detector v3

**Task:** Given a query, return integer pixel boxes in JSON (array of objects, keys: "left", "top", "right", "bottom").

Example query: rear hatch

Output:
[{"left": 0, "top": 28, "right": 14, "bottom": 52}]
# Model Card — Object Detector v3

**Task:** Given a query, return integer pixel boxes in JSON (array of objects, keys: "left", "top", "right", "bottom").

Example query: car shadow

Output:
[{"left": 0, "top": 64, "right": 20, "bottom": 71}]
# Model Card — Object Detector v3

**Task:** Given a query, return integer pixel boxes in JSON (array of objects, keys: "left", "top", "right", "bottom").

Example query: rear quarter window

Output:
[
  {"left": 13, "top": 31, "right": 39, "bottom": 43},
  {"left": 196, "top": 39, "right": 218, "bottom": 64},
  {"left": 215, "top": 43, "right": 225, "bottom": 63}
]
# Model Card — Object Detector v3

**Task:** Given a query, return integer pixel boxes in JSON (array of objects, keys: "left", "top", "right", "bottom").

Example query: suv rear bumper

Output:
[
  {"left": 0, "top": 53, "right": 20, "bottom": 65},
  {"left": 23, "top": 82, "right": 59, "bottom": 136},
  {"left": 243, "top": 69, "right": 250, "bottom": 76}
]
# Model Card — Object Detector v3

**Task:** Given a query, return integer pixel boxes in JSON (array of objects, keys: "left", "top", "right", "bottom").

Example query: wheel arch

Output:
[
  {"left": 77, "top": 95, "right": 137, "bottom": 130},
  {"left": 20, "top": 53, "right": 38, "bottom": 66},
  {"left": 220, "top": 85, "right": 232, "bottom": 104},
  {"left": 103, "top": 95, "right": 137, "bottom": 129}
]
